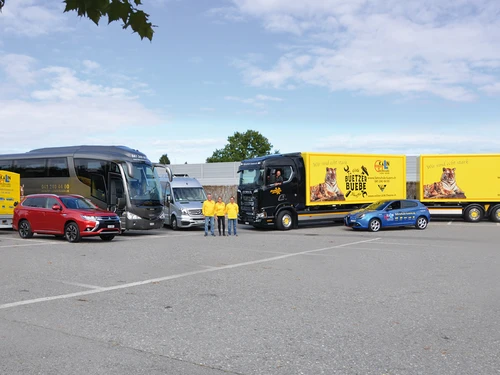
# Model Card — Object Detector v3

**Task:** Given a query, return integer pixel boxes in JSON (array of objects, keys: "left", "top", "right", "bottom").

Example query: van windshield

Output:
[{"left": 173, "top": 187, "right": 206, "bottom": 202}]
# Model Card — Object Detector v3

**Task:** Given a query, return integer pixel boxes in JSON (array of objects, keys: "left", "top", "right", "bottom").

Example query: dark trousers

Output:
[{"left": 217, "top": 216, "right": 226, "bottom": 235}]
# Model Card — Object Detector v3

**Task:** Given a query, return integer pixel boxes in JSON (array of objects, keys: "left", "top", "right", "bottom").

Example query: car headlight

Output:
[
  {"left": 126, "top": 212, "right": 142, "bottom": 220},
  {"left": 81, "top": 215, "right": 98, "bottom": 221},
  {"left": 159, "top": 212, "right": 165, "bottom": 219},
  {"left": 358, "top": 214, "right": 366, "bottom": 219},
  {"left": 181, "top": 208, "right": 188, "bottom": 215}
]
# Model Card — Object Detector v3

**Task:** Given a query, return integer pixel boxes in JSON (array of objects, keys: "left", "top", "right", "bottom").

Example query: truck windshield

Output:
[
  {"left": 125, "top": 162, "right": 162, "bottom": 206},
  {"left": 239, "top": 168, "right": 264, "bottom": 187},
  {"left": 173, "top": 187, "right": 206, "bottom": 202}
]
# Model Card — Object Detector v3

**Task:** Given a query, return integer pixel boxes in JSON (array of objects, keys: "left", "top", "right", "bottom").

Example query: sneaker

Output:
[
  {"left": 204, "top": 234, "right": 207, "bottom": 237},
  {"left": 211, "top": 234, "right": 216, "bottom": 236}
]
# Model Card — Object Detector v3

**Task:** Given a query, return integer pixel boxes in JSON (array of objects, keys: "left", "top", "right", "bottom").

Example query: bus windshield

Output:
[
  {"left": 239, "top": 168, "right": 264, "bottom": 188},
  {"left": 125, "top": 162, "right": 162, "bottom": 206}
]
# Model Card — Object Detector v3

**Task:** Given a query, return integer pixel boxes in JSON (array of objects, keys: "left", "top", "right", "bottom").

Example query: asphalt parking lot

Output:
[{"left": 1, "top": 220, "right": 499, "bottom": 375}]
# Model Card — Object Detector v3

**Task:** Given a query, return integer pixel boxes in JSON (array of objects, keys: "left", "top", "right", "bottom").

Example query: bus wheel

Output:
[
  {"left": 65, "top": 222, "right": 81, "bottom": 243},
  {"left": 171, "top": 215, "right": 178, "bottom": 230},
  {"left": 489, "top": 205, "right": 500, "bottom": 222},
  {"left": 276, "top": 211, "right": 293, "bottom": 230},
  {"left": 18, "top": 220, "right": 34, "bottom": 239},
  {"left": 464, "top": 205, "right": 483, "bottom": 222}
]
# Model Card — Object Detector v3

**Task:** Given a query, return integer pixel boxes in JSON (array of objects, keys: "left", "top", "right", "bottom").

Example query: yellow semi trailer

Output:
[
  {"left": 417, "top": 154, "right": 500, "bottom": 222},
  {"left": 0, "top": 170, "right": 21, "bottom": 228}
]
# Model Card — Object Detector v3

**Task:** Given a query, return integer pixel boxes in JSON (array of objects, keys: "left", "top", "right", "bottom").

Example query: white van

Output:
[{"left": 157, "top": 168, "right": 207, "bottom": 230}]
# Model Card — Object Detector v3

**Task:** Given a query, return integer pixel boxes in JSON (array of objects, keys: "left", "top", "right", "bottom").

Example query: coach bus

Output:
[{"left": 0, "top": 145, "right": 164, "bottom": 231}]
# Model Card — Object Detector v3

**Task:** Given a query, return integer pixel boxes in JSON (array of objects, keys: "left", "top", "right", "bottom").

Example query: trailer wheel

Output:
[
  {"left": 276, "top": 211, "right": 293, "bottom": 231},
  {"left": 368, "top": 218, "right": 381, "bottom": 232},
  {"left": 464, "top": 205, "right": 483, "bottom": 222},
  {"left": 489, "top": 205, "right": 500, "bottom": 222}
]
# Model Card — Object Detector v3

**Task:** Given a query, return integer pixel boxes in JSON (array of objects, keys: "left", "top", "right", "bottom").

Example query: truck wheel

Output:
[
  {"left": 464, "top": 206, "right": 483, "bottom": 222},
  {"left": 276, "top": 211, "right": 293, "bottom": 230},
  {"left": 489, "top": 205, "right": 500, "bottom": 222},
  {"left": 171, "top": 215, "right": 178, "bottom": 230},
  {"left": 415, "top": 216, "right": 428, "bottom": 230},
  {"left": 65, "top": 222, "right": 81, "bottom": 243},
  {"left": 18, "top": 220, "right": 34, "bottom": 239},
  {"left": 368, "top": 218, "right": 381, "bottom": 232}
]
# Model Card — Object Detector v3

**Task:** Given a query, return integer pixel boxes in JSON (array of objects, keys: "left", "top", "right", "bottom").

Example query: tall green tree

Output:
[
  {"left": 159, "top": 153, "right": 170, "bottom": 165},
  {"left": 0, "top": 0, "right": 155, "bottom": 41},
  {"left": 206, "top": 130, "right": 273, "bottom": 163}
]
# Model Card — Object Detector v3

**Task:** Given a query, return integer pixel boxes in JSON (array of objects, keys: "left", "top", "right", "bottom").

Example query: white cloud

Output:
[
  {"left": 0, "top": 0, "right": 69, "bottom": 36},
  {"left": 224, "top": 0, "right": 500, "bottom": 101},
  {"left": 0, "top": 53, "right": 170, "bottom": 161},
  {"left": 82, "top": 60, "right": 100, "bottom": 71},
  {"left": 268, "top": 126, "right": 500, "bottom": 157}
]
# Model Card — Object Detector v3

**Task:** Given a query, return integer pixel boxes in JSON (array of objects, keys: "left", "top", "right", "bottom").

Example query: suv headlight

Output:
[{"left": 81, "top": 215, "right": 98, "bottom": 221}]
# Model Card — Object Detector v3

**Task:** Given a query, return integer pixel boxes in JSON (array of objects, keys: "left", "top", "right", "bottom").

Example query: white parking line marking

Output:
[
  {"left": 0, "top": 237, "right": 380, "bottom": 310},
  {"left": 48, "top": 280, "right": 102, "bottom": 290},
  {"left": 0, "top": 242, "right": 63, "bottom": 249}
]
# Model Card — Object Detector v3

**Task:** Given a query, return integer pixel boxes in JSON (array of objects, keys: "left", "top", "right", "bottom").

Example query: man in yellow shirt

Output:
[
  {"left": 225, "top": 196, "right": 239, "bottom": 236},
  {"left": 202, "top": 193, "right": 216, "bottom": 236},
  {"left": 215, "top": 196, "right": 226, "bottom": 236}
]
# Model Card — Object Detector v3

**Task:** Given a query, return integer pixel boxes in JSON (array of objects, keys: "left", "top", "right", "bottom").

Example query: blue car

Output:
[{"left": 344, "top": 199, "right": 430, "bottom": 232}]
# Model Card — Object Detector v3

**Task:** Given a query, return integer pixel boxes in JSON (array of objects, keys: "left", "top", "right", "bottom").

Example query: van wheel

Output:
[
  {"left": 171, "top": 215, "right": 178, "bottom": 230},
  {"left": 65, "top": 222, "right": 81, "bottom": 243},
  {"left": 489, "top": 205, "right": 500, "bottom": 222},
  {"left": 99, "top": 234, "right": 115, "bottom": 241},
  {"left": 464, "top": 206, "right": 483, "bottom": 222},
  {"left": 18, "top": 220, "right": 34, "bottom": 239},
  {"left": 276, "top": 211, "right": 293, "bottom": 230},
  {"left": 368, "top": 218, "right": 381, "bottom": 232}
]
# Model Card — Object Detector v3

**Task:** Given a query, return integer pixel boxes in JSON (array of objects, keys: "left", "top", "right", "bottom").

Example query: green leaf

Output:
[
  {"left": 63, "top": 0, "right": 79, "bottom": 12},
  {"left": 86, "top": 8, "right": 102, "bottom": 25}
]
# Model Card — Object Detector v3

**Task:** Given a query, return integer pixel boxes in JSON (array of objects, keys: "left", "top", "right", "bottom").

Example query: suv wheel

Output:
[{"left": 18, "top": 220, "right": 34, "bottom": 239}]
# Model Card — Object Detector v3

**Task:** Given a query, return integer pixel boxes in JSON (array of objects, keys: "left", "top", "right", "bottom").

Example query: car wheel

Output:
[
  {"left": 99, "top": 234, "right": 115, "bottom": 241},
  {"left": 171, "top": 215, "right": 178, "bottom": 230},
  {"left": 18, "top": 220, "right": 34, "bottom": 239},
  {"left": 276, "top": 210, "right": 293, "bottom": 230},
  {"left": 368, "top": 218, "right": 381, "bottom": 232},
  {"left": 65, "top": 222, "right": 81, "bottom": 243},
  {"left": 415, "top": 216, "right": 428, "bottom": 230}
]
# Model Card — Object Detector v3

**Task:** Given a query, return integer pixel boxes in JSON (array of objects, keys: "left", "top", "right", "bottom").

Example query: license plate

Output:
[
  {"left": 107, "top": 225, "right": 115, "bottom": 228},
  {"left": 150, "top": 222, "right": 154, "bottom": 226}
]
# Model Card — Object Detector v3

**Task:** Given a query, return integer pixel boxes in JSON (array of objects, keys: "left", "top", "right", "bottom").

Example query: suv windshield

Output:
[
  {"left": 125, "top": 162, "right": 162, "bottom": 206},
  {"left": 60, "top": 196, "right": 97, "bottom": 210}
]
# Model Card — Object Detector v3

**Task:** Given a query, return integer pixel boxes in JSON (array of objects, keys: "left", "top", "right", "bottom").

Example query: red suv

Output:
[{"left": 13, "top": 194, "right": 121, "bottom": 243}]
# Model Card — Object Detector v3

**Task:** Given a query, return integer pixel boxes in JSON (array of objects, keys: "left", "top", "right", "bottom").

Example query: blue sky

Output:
[{"left": 1, "top": 0, "right": 500, "bottom": 164}]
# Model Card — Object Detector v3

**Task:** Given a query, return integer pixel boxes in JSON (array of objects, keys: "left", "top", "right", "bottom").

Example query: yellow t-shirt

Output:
[
  {"left": 225, "top": 202, "right": 239, "bottom": 219},
  {"left": 202, "top": 199, "right": 216, "bottom": 217},
  {"left": 215, "top": 202, "right": 226, "bottom": 216}
]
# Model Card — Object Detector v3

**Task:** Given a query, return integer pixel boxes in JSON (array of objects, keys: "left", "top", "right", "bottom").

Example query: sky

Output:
[{"left": 1, "top": 0, "right": 500, "bottom": 164}]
